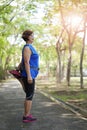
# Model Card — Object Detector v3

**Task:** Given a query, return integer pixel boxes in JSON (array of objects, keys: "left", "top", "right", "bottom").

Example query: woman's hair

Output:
[{"left": 22, "top": 30, "right": 33, "bottom": 41}]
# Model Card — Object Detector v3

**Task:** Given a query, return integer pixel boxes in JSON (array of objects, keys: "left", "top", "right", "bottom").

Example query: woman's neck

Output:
[{"left": 26, "top": 42, "right": 31, "bottom": 44}]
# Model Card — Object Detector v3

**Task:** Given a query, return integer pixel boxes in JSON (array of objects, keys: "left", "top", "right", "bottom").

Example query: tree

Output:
[
  {"left": 57, "top": 0, "right": 86, "bottom": 86},
  {"left": 80, "top": 11, "right": 87, "bottom": 89},
  {"left": 56, "top": 29, "right": 65, "bottom": 83}
]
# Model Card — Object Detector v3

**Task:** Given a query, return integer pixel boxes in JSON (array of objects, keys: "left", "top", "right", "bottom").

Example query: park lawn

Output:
[
  {"left": 49, "top": 89, "right": 87, "bottom": 102},
  {"left": 36, "top": 78, "right": 87, "bottom": 110},
  {"left": 49, "top": 89, "right": 87, "bottom": 110}
]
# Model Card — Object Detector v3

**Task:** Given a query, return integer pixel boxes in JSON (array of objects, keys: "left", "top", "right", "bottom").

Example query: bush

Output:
[{"left": 0, "top": 66, "right": 5, "bottom": 80}]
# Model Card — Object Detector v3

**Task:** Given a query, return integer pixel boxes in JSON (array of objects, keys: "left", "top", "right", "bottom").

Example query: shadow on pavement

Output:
[{"left": 0, "top": 79, "right": 87, "bottom": 130}]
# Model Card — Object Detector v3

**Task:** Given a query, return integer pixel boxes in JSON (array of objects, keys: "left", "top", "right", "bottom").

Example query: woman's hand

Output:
[{"left": 27, "top": 77, "right": 33, "bottom": 84}]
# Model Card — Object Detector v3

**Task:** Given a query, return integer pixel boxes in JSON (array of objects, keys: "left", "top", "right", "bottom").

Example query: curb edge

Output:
[{"left": 38, "top": 89, "right": 87, "bottom": 121}]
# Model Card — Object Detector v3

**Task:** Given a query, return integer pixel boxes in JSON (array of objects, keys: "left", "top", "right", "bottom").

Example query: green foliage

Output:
[
  {"left": 0, "top": 66, "right": 5, "bottom": 80},
  {"left": 0, "top": 0, "right": 87, "bottom": 82}
]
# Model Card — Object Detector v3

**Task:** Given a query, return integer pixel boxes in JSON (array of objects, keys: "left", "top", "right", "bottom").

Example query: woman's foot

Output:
[
  {"left": 9, "top": 70, "right": 21, "bottom": 79},
  {"left": 23, "top": 114, "right": 37, "bottom": 123}
]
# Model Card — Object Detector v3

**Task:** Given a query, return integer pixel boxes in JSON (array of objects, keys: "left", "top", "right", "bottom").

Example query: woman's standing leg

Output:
[
  {"left": 24, "top": 100, "right": 32, "bottom": 116},
  {"left": 22, "top": 78, "right": 36, "bottom": 122}
]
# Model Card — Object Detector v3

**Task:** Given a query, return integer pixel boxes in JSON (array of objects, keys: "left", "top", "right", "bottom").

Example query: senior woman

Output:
[{"left": 21, "top": 30, "right": 39, "bottom": 123}]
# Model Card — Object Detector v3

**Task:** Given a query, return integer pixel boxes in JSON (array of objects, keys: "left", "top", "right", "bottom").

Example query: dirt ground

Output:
[{"left": 36, "top": 79, "right": 87, "bottom": 111}]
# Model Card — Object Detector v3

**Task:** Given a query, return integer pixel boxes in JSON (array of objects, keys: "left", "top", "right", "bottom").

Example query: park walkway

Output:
[{"left": 0, "top": 79, "right": 87, "bottom": 130}]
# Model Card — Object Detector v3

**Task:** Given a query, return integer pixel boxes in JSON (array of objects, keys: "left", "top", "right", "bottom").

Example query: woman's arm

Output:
[{"left": 23, "top": 47, "right": 33, "bottom": 83}]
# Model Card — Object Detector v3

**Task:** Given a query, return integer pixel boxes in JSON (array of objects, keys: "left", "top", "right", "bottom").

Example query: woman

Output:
[{"left": 21, "top": 30, "right": 39, "bottom": 123}]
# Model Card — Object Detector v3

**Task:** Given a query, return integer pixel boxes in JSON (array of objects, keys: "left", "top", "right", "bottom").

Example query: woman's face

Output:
[{"left": 28, "top": 33, "right": 34, "bottom": 43}]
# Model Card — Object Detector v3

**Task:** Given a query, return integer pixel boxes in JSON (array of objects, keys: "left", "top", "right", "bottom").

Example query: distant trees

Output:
[
  {"left": 0, "top": 0, "right": 87, "bottom": 90},
  {"left": 56, "top": 0, "right": 87, "bottom": 88}
]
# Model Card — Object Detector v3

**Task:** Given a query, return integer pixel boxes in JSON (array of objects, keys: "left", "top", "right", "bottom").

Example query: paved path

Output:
[{"left": 0, "top": 79, "right": 87, "bottom": 130}]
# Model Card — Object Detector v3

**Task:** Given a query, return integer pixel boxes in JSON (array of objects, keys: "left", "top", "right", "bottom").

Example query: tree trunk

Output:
[
  {"left": 66, "top": 45, "right": 72, "bottom": 86},
  {"left": 56, "top": 46, "right": 62, "bottom": 83},
  {"left": 80, "top": 20, "right": 86, "bottom": 89},
  {"left": 61, "top": 50, "right": 65, "bottom": 79}
]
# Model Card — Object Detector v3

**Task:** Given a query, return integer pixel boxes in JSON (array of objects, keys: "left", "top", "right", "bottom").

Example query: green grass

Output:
[
  {"left": 50, "top": 90, "right": 87, "bottom": 102},
  {"left": 36, "top": 78, "right": 87, "bottom": 103}
]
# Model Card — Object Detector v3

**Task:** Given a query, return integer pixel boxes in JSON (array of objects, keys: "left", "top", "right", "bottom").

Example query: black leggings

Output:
[{"left": 22, "top": 77, "right": 35, "bottom": 100}]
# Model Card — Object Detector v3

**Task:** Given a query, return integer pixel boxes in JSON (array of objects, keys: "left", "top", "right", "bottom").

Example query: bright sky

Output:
[
  {"left": 7, "top": 1, "right": 87, "bottom": 45},
  {"left": 29, "top": 4, "right": 45, "bottom": 24}
]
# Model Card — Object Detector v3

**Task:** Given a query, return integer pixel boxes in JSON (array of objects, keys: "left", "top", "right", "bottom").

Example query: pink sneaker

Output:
[
  {"left": 9, "top": 70, "right": 21, "bottom": 79},
  {"left": 23, "top": 114, "right": 37, "bottom": 123}
]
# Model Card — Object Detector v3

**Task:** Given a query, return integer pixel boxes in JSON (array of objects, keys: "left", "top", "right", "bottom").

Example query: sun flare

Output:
[{"left": 66, "top": 14, "right": 82, "bottom": 28}]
